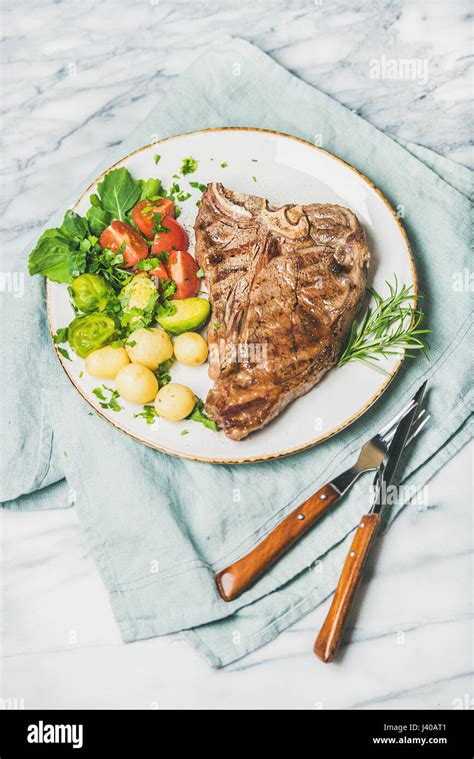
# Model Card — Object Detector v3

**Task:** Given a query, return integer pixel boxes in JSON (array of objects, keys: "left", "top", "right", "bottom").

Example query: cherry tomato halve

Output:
[
  {"left": 131, "top": 198, "right": 175, "bottom": 239},
  {"left": 151, "top": 217, "right": 187, "bottom": 257},
  {"left": 148, "top": 260, "right": 170, "bottom": 282},
  {"left": 167, "top": 250, "right": 200, "bottom": 299},
  {"left": 99, "top": 221, "right": 148, "bottom": 268}
]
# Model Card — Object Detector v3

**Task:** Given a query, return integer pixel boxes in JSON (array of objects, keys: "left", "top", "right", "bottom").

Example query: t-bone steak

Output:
[{"left": 194, "top": 182, "right": 370, "bottom": 441}]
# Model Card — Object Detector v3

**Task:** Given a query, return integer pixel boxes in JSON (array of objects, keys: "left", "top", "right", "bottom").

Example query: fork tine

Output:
[
  {"left": 377, "top": 398, "right": 416, "bottom": 439},
  {"left": 383, "top": 410, "right": 429, "bottom": 447}
]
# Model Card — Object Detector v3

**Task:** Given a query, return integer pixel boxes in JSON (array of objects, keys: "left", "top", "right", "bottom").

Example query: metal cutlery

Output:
[
  {"left": 216, "top": 390, "right": 429, "bottom": 602},
  {"left": 314, "top": 381, "right": 428, "bottom": 662}
]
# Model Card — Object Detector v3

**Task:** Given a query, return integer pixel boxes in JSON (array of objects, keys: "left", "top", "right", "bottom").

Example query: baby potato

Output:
[
  {"left": 85, "top": 346, "right": 130, "bottom": 379},
  {"left": 116, "top": 363, "right": 158, "bottom": 404},
  {"left": 173, "top": 332, "right": 208, "bottom": 367},
  {"left": 126, "top": 328, "right": 173, "bottom": 370},
  {"left": 154, "top": 383, "right": 195, "bottom": 421}
]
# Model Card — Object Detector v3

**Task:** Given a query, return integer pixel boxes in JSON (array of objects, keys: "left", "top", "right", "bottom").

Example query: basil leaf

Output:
[{"left": 97, "top": 168, "right": 142, "bottom": 221}]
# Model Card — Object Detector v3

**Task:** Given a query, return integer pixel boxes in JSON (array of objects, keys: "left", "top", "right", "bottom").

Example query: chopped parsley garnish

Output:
[
  {"left": 152, "top": 212, "right": 169, "bottom": 234},
  {"left": 213, "top": 322, "right": 221, "bottom": 330},
  {"left": 57, "top": 347, "right": 72, "bottom": 361},
  {"left": 93, "top": 385, "right": 122, "bottom": 412},
  {"left": 176, "top": 191, "right": 191, "bottom": 202},
  {"left": 134, "top": 405, "right": 159, "bottom": 424},
  {"left": 220, "top": 162, "right": 228, "bottom": 168},
  {"left": 180, "top": 157, "right": 199, "bottom": 175},
  {"left": 135, "top": 254, "right": 167, "bottom": 271},
  {"left": 156, "top": 280, "right": 177, "bottom": 319},
  {"left": 89, "top": 246, "right": 133, "bottom": 289},
  {"left": 252, "top": 176, "right": 257, "bottom": 182},
  {"left": 53, "top": 327, "right": 68, "bottom": 344},
  {"left": 189, "top": 181, "right": 207, "bottom": 193},
  {"left": 196, "top": 267, "right": 205, "bottom": 278},
  {"left": 180, "top": 429, "right": 189, "bottom": 436},
  {"left": 155, "top": 357, "right": 174, "bottom": 387},
  {"left": 187, "top": 397, "right": 217, "bottom": 432},
  {"left": 154, "top": 154, "right": 161, "bottom": 164},
  {"left": 251, "top": 158, "right": 258, "bottom": 162}
]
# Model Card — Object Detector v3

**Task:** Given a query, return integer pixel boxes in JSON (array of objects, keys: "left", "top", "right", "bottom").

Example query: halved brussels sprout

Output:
[
  {"left": 119, "top": 274, "right": 158, "bottom": 329},
  {"left": 70, "top": 273, "right": 114, "bottom": 313},
  {"left": 68, "top": 313, "right": 116, "bottom": 358}
]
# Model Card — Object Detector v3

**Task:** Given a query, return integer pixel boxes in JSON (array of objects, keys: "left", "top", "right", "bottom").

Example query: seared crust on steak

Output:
[{"left": 194, "top": 183, "right": 370, "bottom": 440}]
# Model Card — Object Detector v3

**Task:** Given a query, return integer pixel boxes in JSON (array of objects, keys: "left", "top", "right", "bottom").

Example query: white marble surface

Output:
[{"left": 1, "top": 0, "right": 473, "bottom": 709}]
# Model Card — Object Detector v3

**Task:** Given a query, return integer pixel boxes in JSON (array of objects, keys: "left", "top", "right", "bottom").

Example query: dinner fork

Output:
[{"left": 216, "top": 401, "right": 429, "bottom": 601}]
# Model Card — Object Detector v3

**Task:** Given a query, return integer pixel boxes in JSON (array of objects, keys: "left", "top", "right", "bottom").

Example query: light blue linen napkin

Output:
[{"left": 1, "top": 38, "right": 472, "bottom": 667}]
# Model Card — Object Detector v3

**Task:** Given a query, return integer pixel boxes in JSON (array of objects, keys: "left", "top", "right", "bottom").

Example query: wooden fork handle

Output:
[
  {"left": 314, "top": 512, "right": 381, "bottom": 663},
  {"left": 216, "top": 483, "right": 340, "bottom": 601}
]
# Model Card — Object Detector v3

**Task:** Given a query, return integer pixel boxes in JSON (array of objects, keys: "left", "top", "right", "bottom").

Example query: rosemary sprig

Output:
[{"left": 338, "top": 277, "right": 430, "bottom": 374}]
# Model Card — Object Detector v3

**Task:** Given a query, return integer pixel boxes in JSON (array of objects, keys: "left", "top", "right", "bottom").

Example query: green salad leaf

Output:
[
  {"left": 28, "top": 229, "right": 81, "bottom": 283},
  {"left": 86, "top": 206, "right": 111, "bottom": 236},
  {"left": 97, "top": 168, "right": 142, "bottom": 221},
  {"left": 28, "top": 211, "right": 91, "bottom": 284},
  {"left": 69, "top": 248, "right": 87, "bottom": 278},
  {"left": 60, "top": 210, "right": 89, "bottom": 240}
]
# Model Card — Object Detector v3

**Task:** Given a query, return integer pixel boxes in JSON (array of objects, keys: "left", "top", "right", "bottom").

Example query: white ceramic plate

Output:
[{"left": 47, "top": 128, "right": 416, "bottom": 463}]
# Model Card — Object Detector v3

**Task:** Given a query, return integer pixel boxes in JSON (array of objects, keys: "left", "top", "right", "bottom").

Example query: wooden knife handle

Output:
[
  {"left": 216, "top": 483, "right": 340, "bottom": 601},
  {"left": 313, "top": 512, "right": 381, "bottom": 663}
]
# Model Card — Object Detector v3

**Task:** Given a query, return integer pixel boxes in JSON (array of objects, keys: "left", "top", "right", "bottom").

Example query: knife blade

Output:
[{"left": 370, "top": 380, "right": 427, "bottom": 514}]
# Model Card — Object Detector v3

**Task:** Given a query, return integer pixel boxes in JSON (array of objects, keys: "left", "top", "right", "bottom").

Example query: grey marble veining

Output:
[{"left": 1, "top": 0, "right": 472, "bottom": 709}]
